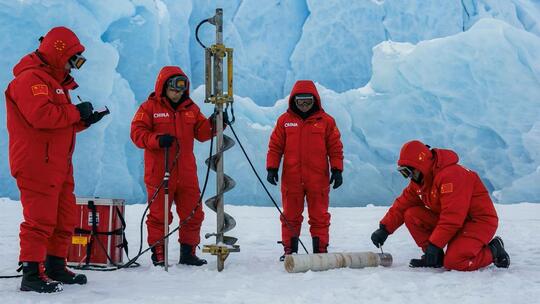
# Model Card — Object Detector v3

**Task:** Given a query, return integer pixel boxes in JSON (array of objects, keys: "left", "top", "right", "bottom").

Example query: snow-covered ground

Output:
[{"left": 0, "top": 198, "right": 538, "bottom": 303}]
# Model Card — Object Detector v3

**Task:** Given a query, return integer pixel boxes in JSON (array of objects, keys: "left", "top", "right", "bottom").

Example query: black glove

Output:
[
  {"left": 76, "top": 102, "right": 93, "bottom": 120},
  {"left": 158, "top": 134, "right": 175, "bottom": 148},
  {"left": 371, "top": 224, "right": 389, "bottom": 248},
  {"left": 267, "top": 168, "right": 279, "bottom": 186},
  {"left": 424, "top": 243, "right": 444, "bottom": 267},
  {"left": 84, "top": 109, "right": 109, "bottom": 126},
  {"left": 209, "top": 111, "right": 228, "bottom": 128},
  {"left": 329, "top": 168, "right": 343, "bottom": 189}
]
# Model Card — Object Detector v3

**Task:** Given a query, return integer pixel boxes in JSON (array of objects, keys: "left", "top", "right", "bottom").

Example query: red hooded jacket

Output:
[
  {"left": 266, "top": 80, "right": 343, "bottom": 189},
  {"left": 130, "top": 66, "right": 213, "bottom": 188},
  {"left": 5, "top": 26, "right": 85, "bottom": 191},
  {"left": 381, "top": 141, "right": 498, "bottom": 248}
]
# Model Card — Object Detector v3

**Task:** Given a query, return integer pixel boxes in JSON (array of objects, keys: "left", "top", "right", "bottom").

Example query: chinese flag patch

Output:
[
  {"left": 133, "top": 112, "right": 145, "bottom": 121},
  {"left": 31, "top": 84, "right": 48, "bottom": 96},
  {"left": 441, "top": 183, "right": 454, "bottom": 194}
]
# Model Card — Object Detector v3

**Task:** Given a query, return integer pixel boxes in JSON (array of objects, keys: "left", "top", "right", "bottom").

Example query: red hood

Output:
[
  {"left": 153, "top": 66, "right": 190, "bottom": 99},
  {"left": 287, "top": 80, "right": 323, "bottom": 112},
  {"left": 431, "top": 148, "right": 459, "bottom": 174},
  {"left": 14, "top": 27, "right": 84, "bottom": 84},
  {"left": 398, "top": 140, "right": 459, "bottom": 177},
  {"left": 38, "top": 26, "right": 85, "bottom": 70},
  {"left": 398, "top": 140, "right": 434, "bottom": 177}
]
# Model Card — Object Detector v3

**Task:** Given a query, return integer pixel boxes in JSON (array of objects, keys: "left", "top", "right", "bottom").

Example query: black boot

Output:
[
  {"left": 179, "top": 244, "right": 207, "bottom": 266},
  {"left": 312, "top": 237, "right": 328, "bottom": 254},
  {"left": 489, "top": 236, "right": 510, "bottom": 268},
  {"left": 279, "top": 237, "right": 299, "bottom": 261},
  {"left": 20, "top": 262, "right": 63, "bottom": 293},
  {"left": 45, "top": 255, "right": 87, "bottom": 285},
  {"left": 151, "top": 245, "right": 165, "bottom": 267}
]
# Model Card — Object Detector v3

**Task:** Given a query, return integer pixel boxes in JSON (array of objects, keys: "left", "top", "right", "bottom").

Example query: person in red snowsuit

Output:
[
  {"left": 5, "top": 26, "right": 107, "bottom": 293},
  {"left": 266, "top": 80, "right": 344, "bottom": 260},
  {"left": 370, "top": 140, "right": 510, "bottom": 270},
  {"left": 131, "top": 66, "right": 222, "bottom": 266}
]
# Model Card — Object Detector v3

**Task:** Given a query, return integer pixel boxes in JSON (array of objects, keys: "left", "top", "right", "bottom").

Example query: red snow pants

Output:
[
  {"left": 281, "top": 185, "right": 330, "bottom": 252},
  {"left": 404, "top": 206, "right": 496, "bottom": 271},
  {"left": 17, "top": 168, "right": 77, "bottom": 262},
  {"left": 146, "top": 182, "right": 204, "bottom": 247}
]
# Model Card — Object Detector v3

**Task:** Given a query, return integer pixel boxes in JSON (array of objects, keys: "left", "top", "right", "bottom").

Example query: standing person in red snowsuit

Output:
[
  {"left": 131, "top": 66, "right": 223, "bottom": 267},
  {"left": 370, "top": 140, "right": 510, "bottom": 271},
  {"left": 266, "top": 80, "right": 344, "bottom": 261},
  {"left": 5, "top": 26, "right": 107, "bottom": 293}
]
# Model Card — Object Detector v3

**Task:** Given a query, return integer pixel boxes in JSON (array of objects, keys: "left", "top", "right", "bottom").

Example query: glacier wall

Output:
[{"left": 0, "top": 0, "right": 539, "bottom": 205}]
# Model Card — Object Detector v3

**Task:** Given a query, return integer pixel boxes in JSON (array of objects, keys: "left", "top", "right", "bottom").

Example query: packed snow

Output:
[
  {"left": 0, "top": 198, "right": 538, "bottom": 303},
  {"left": 0, "top": 1, "right": 539, "bottom": 206}
]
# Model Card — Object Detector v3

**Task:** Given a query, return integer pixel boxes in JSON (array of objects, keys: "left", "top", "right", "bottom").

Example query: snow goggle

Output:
[
  {"left": 68, "top": 53, "right": 86, "bottom": 69},
  {"left": 167, "top": 75, "right": 188, "bottom": 91},
  {"left": 398, "top": 166, "right": 414, "bottom": 179},
  {"left": 294, "top": 94, "right": 315, "bottom": 107}
]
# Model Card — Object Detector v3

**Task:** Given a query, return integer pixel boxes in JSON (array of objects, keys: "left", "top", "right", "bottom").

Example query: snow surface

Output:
[
  {"left": 0, "top": 1, "right": 539, "bottom": 205},
  {"left": 0, "top": 198, "right": 538, "bottom": 303}
]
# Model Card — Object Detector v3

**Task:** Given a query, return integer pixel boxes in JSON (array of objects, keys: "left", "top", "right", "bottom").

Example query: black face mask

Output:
[
  {"left": 398, "top": 166, "right": 424, "bottom": 184},
  {"left": 165, "top": 93, "right": 187, "bottom": 109},
  {"left": 291, "top": 101, "right": 319, "bottom": 120},
  {"left": 411, "top": 171, "right": 424, "bottom": 184}
]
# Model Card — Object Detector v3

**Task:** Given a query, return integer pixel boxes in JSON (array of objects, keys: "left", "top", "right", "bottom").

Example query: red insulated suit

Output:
[
  {"left": 130, "top": 66, "right": 213, "bottom": 247},
  {"left": 5, "top": 27, "right": 86, "bottom": 262},
  {"left": 266, "top": 80, "right": 343, "bottom": 252},
  {"left": 380, "top": 140, "right": 499, "bottom": 271}
]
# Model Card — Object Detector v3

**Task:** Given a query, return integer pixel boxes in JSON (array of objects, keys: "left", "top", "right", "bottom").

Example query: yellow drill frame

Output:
[
  {"left": 202, "top": 244, "right": 240, "bottom": 265},
  {"left": 205, "top": 44, "right": 234, "bottom": 105}
]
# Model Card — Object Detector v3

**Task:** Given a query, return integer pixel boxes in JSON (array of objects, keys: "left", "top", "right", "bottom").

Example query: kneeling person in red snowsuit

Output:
[
  {"left": 5, "top": 27, "right": 107, "bottom": 293},
  {"left": 131, "top": 66, "right": 222, "bottom": 267},
  {"left": 370, "top": 140, "right": 510, "bottom": 270},
  {"left": 266, "top": 80, "right": 344, "bottom": 261}
]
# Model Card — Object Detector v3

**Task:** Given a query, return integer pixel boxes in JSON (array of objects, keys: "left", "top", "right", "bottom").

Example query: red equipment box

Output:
[{"left": 67, "top": 197, "right": 126, "bottom": 267}]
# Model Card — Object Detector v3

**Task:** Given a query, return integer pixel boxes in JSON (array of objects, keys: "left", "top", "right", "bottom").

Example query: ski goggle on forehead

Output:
[
  {"left": 68, "top": 53, "right": 86, "bottom": 69},
  {"left": 167, "top": 75, "right": 188, "bottom": 91},
  {"left": 295, "top": 94, "right": 315, "bottom": 106},
  {"left": 397, "top": 166, "right": 414, "bottom": 179}
]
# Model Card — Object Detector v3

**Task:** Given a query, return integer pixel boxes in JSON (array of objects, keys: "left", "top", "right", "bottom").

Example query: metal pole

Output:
[
  {"left": 213, "top": 8, "right": 225, "bottom": 272},
  {"left": 163, "top": 147, "right": 170, "bottom": 271}
]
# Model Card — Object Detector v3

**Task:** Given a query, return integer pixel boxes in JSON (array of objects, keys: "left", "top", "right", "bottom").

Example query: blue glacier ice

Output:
[{"left": 0, "top": 0, "right": 539, "bottom": 205}]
